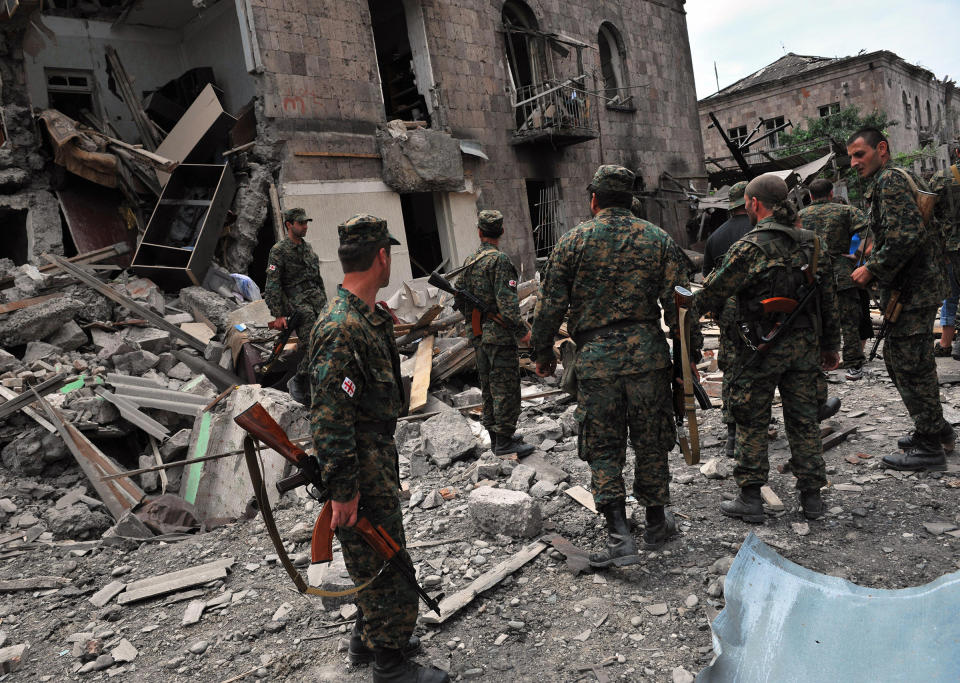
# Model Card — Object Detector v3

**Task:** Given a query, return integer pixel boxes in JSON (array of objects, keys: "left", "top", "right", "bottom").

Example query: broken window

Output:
[
  {"left": 598, "top": 22, "right": 630, "bottom": 108},
  {"left": 764, "top": 116, "right": 785, "bottom": 148},
  {"left": 819, "top": 102, "right": 840, "bottom": 118},
  {"left": 399, "top": 192, "right": 444, "bottom": 277},
  {"left": 727, "top": 125, "right": 748, "bottom": 147},
  {"left": 367, "top": 0, "right": 433, "bottom": 125},
  {"left": 46, "top": 68, "right": 98, "bottom": 122},
  {"left": 526, "top": 179, "right": 566, "bottom": 258}
]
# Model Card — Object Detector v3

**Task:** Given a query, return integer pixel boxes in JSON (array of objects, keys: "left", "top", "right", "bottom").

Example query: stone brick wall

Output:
[{"left": 249, "top": 0, "right": 705, "bottom": 272}]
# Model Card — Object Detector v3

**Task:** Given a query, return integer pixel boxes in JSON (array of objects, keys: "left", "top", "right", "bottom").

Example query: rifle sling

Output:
[{"left": 243, "top": 437, "right": 381, "bottom": 598}]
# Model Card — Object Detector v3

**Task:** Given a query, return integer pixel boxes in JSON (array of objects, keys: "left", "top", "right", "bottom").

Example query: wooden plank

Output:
[
  {"left": 420, "top": 541, "right": 547, "bottom": 624},
  {"left": 89, "top": 580, "right": 126, "bottom": 607},
  {"left": 0, "top": 372, "right": 67, "bottom": 421},
  {"left": 42, "top": 253, "right": 207, "bottom": 352},
  {"left": 0, "top": 576, "right": 71, "bottom": 592},
  {"left": 0, "top": 293, "right": 58, "bottom": 315},
  {"left": 408, "top": 335, "right": 435, "bottom": 413},
  {"left": 104, "top": 46, "right": 160, "bottom": 151},
  {"left": 0, "top": 386, "right": 56, "bottom": 433},
  {"left": 564, "top": 485, "right": 598, "bottom": 514},
  {"left": 117, "top": 558, "right": 235, "bottom": 605},
  {"left": 294, "top": 151, "right": 381, "bottom": 159},
  {"left": 122, "top": 557, "right": 235, "bottom": 594},
  {"left": 822, "top": 425, "right": 858, "bottom": 452}
]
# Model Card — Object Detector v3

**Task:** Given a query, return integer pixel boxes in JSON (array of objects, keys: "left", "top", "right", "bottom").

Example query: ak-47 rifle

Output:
[
  {"left": 428, "top": 270, "right": 519, "bottom": 338},
  {"left": 234, "top": 402, "right": 441, "bottom": 615},
  {"left": 256, "top": 310, "right": 303, "bottom": 376},
  {"left": 868, "top": 290, "right": 904, "bottom": 361},
  {"left": 730, "top": 263, "right": 819, "bottom": 383}
]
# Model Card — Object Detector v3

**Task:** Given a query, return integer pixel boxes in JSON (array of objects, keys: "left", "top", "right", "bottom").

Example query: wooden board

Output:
[
  {"left": 117, "top": 558, "right": 234, "bottom": 605},
  {"left": 408, "top": 335, "right": 435, "bottom": 413},
  {"left": 0, "top": 293, "right": 58, "bottom": 315},
  {"left": 563, "top": 485, "right": 598, "bottom": 513}
]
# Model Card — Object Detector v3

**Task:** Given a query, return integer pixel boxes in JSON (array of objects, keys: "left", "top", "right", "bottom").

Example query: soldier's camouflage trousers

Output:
[
  {"left": 718, "top": 297, "right": 737, "bottom": 425},
  {"left": 884, "top": 305, "right": 947, "bottom": 437},
  {"left": 335, "top": 492, "right": 418, "bottom": 650},
  {"left": 838, "top": 288, "right": 865, "bottom": 367},
  {"left": 475, "top": 343, "right": 520, "bottom": 437},
  {"left": 728, "top": 328, "right": 826, "bottom": 491},
  {"left": 576, "top": 368, "right": 675, "bottom": 509},
  {"left": 292, "top": 293, "right": 326, "bottom": 375}
]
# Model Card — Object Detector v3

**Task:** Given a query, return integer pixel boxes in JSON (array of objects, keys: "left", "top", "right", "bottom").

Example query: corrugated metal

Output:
[{"left": 697, "top": 533, "right": 960, "bottom": 682}]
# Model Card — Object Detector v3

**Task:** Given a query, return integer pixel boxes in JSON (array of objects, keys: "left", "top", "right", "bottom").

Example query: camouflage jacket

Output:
[
  {"left": 308, "top": 287, "right": 403, "bottom": 503},
  {"left": 530, "top": 207, "right": 701, "bottom": 379},
  {"left": 798, "top": 199, "right": 866, "bottom": 290},
  {"left": 693, "top": 216, "right": 841, "bottom": 353},
  {"left": 265, "top": 237, "right": 327, "bottom": 317},
  {"left": 930, "top": 165, "right": 960, "bottom": 252},
  {"left": 455, "top": 243, "right": 527, "bottom": 346},
  {"left": 864, "top": 162, "right": 946, "bottom": 310}
]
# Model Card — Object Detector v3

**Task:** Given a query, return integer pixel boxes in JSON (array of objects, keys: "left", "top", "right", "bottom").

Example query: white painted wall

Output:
[{"left": 434, "top": 189, "right": 481, "bottom": 271}]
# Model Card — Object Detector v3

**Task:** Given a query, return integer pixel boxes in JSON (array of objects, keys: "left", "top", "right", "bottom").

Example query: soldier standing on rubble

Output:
[
  {"left": 692, "top": 174, "right": 841, "bottom": 523},
  {"left": 455, "top": 210, "right": 534, "bottom": 457},
  {"left": 308, "top": 214, "right": 448, "bottom": 683},
  {"left": 930, "top": 148, "right": 960, "bottom": 360},
  {"left": 531, "top": 164, "right": 700, "bottom": 569},
  {"left": 799, "top": 178, "right": 868, "bottom": 380},
  {"left": 702, "top": 181, "right": 752, "bottom": 458},
  {"left": 848, "top": 128, "right": 952, "bottom": 471},
  {"left": 265, "top": 207, "right": 327, "bottom": 405}
]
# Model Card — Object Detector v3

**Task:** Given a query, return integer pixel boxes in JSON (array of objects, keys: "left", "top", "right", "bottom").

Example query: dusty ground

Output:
[{"left": 2, "top": 354, "right": 959, "bottom": 682}]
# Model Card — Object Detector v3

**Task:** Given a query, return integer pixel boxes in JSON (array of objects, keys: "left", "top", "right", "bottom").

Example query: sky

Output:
[{"left": 685, "top": 0, "right": 960, "bottom": 100}]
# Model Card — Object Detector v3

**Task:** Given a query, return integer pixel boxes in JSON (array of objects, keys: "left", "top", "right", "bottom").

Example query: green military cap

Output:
[
  {"left": 478, "top": 209, "right": 504, "bottom": 236},
  {"left": 283, "top": 207, "right": 312, "bottom": 223},
  {"left": 587, "top": 164, "right": 635, "bottom": 193},
  {"left": 728, "top": 181, "right": 748, "bottom": 210},
  {"left": 338, "top": 213, "right": 401, "bottom": 246}
]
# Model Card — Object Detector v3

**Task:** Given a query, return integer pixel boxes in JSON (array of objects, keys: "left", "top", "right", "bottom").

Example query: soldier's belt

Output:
[
  {"left": 572, "top": 318, "right": 654, "bottom": 347},
  {"left": 356, "top": 419, "right": 397, "bottom": 435}
]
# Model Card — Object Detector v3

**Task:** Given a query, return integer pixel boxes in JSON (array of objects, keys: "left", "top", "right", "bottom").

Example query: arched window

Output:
[
  {"left": 903, "top": 91, "right": 912, "bottom": 128},
  {"left": 502, "top": 1, "right": 542, "bottom": 93},
  {"left": 598, "top": 22, "right": 629, "bottom": 106},
  {"left": 926, "top": 100, "right": 932, "bottom": 128}
]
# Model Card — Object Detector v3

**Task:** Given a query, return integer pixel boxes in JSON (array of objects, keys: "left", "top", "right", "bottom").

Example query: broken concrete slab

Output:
[
  {"left": 112, "top": 350, "right": 160, "bottom": 375},
  {"left": 45, "top": 320, "right": 87, "bottom": 352},
  {"left": 376, "top": 123, "right": 465, "bottom": 193},
  {"left": 518, "top": 453, "right": 570, "bottom": 485},
  {"left": 419, "top": 409, "right": 477, "bottom": 468},
  {"left": 0, "top": 295, "right": 86, "bottom": 347},
  {"left": 89, "top": 580, "right": 126, "bottom": 608},
  {"left": 0, "top": 643, "right": 28, "bottom": 674},
  {"left": 122, "top": 327, "right": 172, "bottom": 354},
  {"left": 43, "top": 503, "right": 112, "bottom": 540},
  {"left": 506, "top": 464, "right": 536, "bottom": 492},
  {"left": 23, "top": 340, "right": 62, "bottom": 363},
  {"left": 468, "top": 486, "right": 542, "bottom": 538},
  {"left": 179, "top": 286, "right": 235, "bottom": 330}
]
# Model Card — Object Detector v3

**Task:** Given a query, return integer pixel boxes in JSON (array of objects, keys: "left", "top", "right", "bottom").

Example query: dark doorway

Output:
[
  {"left": 0, "top": 207, "right": 29, "bottom": 265},
  {"left": 367, "top": 0, "right": 431, "bottom": 125},
  {"left": 248, "top": 213, "right": 276, "bottom": 291},
  {"left": 400, "top": 192, "right": 443, "bottom": 277}
]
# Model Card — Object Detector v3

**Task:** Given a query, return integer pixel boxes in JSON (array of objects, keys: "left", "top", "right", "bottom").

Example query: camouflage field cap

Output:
[
  {"left": 337, "top": 213, "right": 401, "bottom": 246},
  {"left": 478, "top": 209, "right": 504, "bottom": 236},
  {"left": 283, "top": 207, "right": 312, "bottom": 223},
  {"left": 588, "top": 164, "right": 635, "bottom": 193},
  {"left": 728, "top": 181, "right": 748, "bottom": 210}
]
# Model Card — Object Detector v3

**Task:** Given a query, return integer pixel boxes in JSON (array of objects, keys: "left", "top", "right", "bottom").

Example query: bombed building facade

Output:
[{"left": 0, "top": 0, "right": 704, "bottom": 294}]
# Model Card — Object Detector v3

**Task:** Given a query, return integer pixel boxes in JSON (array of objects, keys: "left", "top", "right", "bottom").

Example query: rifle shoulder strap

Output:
[{"left": 456, "top": 249, "right": 499, "bottom": 280}]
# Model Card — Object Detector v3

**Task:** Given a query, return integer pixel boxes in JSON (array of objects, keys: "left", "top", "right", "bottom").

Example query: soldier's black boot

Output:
[
  {"left": 349, "top": 611, "right": 420, "bottom": 664},
  {"left": 372, "top": 647, "right": 450, "bottom": 683},
  {"left": 719, "top": 484, "right": 765, "bottom": 524},
  {"left": 642, "top": 506, "right": 677, "bottom": 549},
  {"left": 817, "top": 397, "right": 841, "bottom": 422},
  {"left": 589, "top": 501, "right": 641, "bottom": 569},
  {"left": 286, "top": 373, "right": 310, "bottom": 406},
  {"left": 799, "top": 489, "right": 825, "bottom": 520},
  {"left": 725, "top": 424, "right": 736, "bottom": 458},
  {"left": 897, "top": 424, "right": 956, "bottom": 453},
  {"left": 492, "top": 432, "right": 534, "bottom": 457},
  {"left": 883, "top": 435, "right": 948, "bottom": 472}
]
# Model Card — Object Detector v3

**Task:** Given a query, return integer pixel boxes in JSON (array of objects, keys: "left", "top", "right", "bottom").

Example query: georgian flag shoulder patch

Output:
[
  {"left": 508, "top": 279, "right": 517, "bottom": 287},
  {"left": 341, "top": 377, "right": 356, "bottom": 397},
  {"left": 268, "top": 264, "right": 277, "bottom": 271}
]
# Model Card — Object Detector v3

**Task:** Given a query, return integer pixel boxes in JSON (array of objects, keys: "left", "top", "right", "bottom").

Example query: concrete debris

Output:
[
  {"left": 376, "top": 123, "right": 464, "bottom": 193},
  {"left": 0, "top": 295, "right": 86, "bottom": 347},
  {"left": 44, "top": 503, "right": 112, "bottom": 540},
  {"left": 46, "top": 320, "right": 88, "bottom": 351},
  {"left": 0, "top": 643, "right": 28, "bottom": 674},
  {"left": 468, "top": 486, "right": 542, "bottom": 538},
  {"left": 419, "top": 408, "right": 478, "bottom": 468},
  {"left": 700, "top": 457, "right": 729, "bottom": 480}
]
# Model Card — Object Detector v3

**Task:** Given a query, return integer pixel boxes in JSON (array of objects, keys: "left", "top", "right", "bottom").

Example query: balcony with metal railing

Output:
[{"left": 511, "top": 78, "right": 599, "bottom": 146}]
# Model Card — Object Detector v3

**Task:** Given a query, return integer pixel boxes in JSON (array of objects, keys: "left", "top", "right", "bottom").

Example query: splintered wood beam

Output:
[{"left": 408, "top": 335, "right": 435, "bottom": 413}]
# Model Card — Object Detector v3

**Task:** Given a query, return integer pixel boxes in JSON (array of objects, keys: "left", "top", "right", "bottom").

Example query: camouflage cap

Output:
[
  {"left": 587, "top": 164, "right": 635, "bottom": 193},
  {"left": 478, "top": 209, "right": 504, "bottom": 236},
  {"left": 283, "top": 207, "right": 312, "bottom": 223},
  {"left": 728, "top": 181, "right": 748, "bottom": 210},
  {"left": 337, "top": 213, "right": 401, "bottom": 246}
]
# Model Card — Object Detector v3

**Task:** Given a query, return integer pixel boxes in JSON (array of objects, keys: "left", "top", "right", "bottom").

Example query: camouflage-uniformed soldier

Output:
[
  {"left": 847, "top": 128, "right": 953, "bottom": 471},
  {"left": 930, "top": 155, "right": 960, "bottom": 358},
  {"left": 703, "top": 181, "right": 752, "bottom": 457},
  {"left": 799, "top": 179, "right": 868, "bottom": 378},
  {"left": 308, "top": 214, "right": 448, "bottom": 683},
  {"left": 531, "top": 165, "right": 701, "bottom": 568},
  {"left": 455, "top": 210, "right": 533, "bottom": 456},
  {"left": 265, "top": 207, "right": 327, "bottom": 404},
  {"left": 692, "top": 174, "right": 841, "bottom": 522}
]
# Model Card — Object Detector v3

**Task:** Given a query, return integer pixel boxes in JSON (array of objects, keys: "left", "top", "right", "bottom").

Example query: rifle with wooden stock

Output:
[
  {"left": 234, "top": 402, "right": 441, "bottom": 615},
  {"left": 428, "top": 270, "right": 510, "bottom": 338}
]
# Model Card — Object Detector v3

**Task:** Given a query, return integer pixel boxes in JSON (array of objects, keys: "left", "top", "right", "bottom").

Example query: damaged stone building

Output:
[
  {"left": 699, "top": 51, "right": 959, "bottom": 175},
  {"left": 1, "top": 0, "right": 705, "bottom": 295}
]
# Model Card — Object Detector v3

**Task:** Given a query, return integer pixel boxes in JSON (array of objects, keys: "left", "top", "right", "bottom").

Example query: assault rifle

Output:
[
  {"left": 730, "top": 263, "right": 819, "bottom": 382},
  {"left": 256, "top": 310, "right": 303, "bottom": 376},
  {"left": 234, "top": 402, "right": 441, "bottom": 615},
  {"left": 427, "top": 270, "right": 510, "bottom": 338},
  {"left": 868, "top": 290, "right": 904, "bottom": 361}
]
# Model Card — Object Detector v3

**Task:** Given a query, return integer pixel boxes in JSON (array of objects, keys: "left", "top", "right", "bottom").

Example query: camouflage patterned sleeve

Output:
[
  {"left": 865, "top": 172, "right": 925, "bottom": 284},
  {"left": 494, "top": 255, "right": 526, "bottom": 336},
  {"left": 692, "top": 240, "right": 755, "bottom": 319},
  {"left": 264, "top": 245, "right": 285, "bottom": 317},
  {"left": 816, "top": 238, "right": 841, "bottom": 352},
  {"left": 530, "top": 240, "right": 573, "bottom": 363},
  {"left": 849, "top": 205, "right": 867, "bottom": 235},
  {"left": 309, "top": 327, "right": 362, "bottom": 502}
]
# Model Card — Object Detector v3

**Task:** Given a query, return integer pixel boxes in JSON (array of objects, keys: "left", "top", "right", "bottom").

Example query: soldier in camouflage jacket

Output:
[
  {"left": 848, "top": 128, "right": 951, "bottom": 471},
  {"left": 265, "top": 207, "right": 328, "bottom": 403},
  {"left": 455, "top": 210, "right": 533, "bottom": 456},
  {"left": 531, "top": 165, "right": 701, "bottom": 569},
  {"left": 308, "top": 214, "right": 448, "bottom": 683},
  {"left": 929, "top": 157, "right": 960, "bottom": 358}
]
